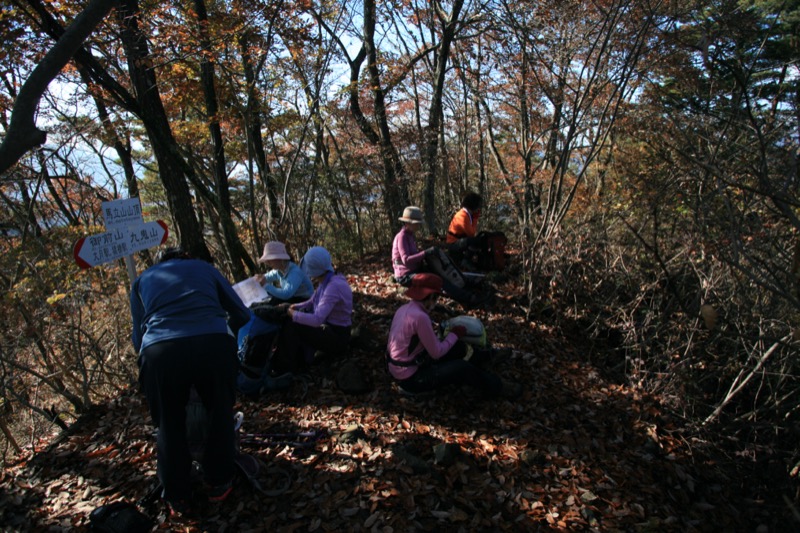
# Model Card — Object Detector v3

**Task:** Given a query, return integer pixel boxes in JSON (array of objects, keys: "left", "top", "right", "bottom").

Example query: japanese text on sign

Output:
[
  {"left": 102, "top": 198, "right": 143, "bottom": 230},
  {"left": 74, "top": 220, "right": 168, "bottom": 269}
]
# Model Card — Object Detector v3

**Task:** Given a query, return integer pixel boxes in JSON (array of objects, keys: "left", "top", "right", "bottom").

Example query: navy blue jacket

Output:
[{"left": 131, "top": 258, "right": 250, "bottom": 352}]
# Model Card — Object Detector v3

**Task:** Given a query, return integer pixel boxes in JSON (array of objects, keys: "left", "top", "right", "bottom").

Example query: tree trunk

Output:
[
  {"left": 38, "top": 153, "right": 79, "bottom": 226},
  {"left": 0, "top": 0, "right": 120, "bottom": 175},
  {"left": 362, "top": 0, "right": 409, "bottom": 224},
  {"left": 193, "top": 0, "right": 248, "bottom": 279},
  {"left": 116, "top": 0, "right": 210, "bottom": 261},
  {"left": 239, "top": 31, "right": 280, "bottom": 247},
  {"left": 421, "top": 0, "right": 464, "bottom": 234}
]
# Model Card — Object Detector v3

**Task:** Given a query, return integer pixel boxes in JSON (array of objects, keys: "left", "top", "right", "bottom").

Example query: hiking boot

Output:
[
  {"left": 161, "top": 485, "right": 193, "bottom": 517},
  {"left": 492, "top": 347, "right": 513, "bottom": 364},
  {"left": 262, "top": 372, "right": 293, "bottom": 393},
  {"left": 473, "top": 346, "right": 512, "bottom": 367},
  {"left": 165, "top": 498, "right": 192, "bottom": 518},
  {"left": 394, "top": 383, "right": 435, "bottom": 399},
  {"left": 462, "top": 292, "right": 489, "bottom": 309},
  {"left": 208, "top": 480, "right": 233, "bottom": 503},
  {"left": 91, "top": 501, "right": 155, "bottom": 530},
  {"left": 499, "top": 380, "right": 523, "bottom": 400}
]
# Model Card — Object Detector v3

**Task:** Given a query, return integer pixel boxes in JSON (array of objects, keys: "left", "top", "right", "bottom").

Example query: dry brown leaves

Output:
[{"left": 0, "top": 253, "right": 780, "bottom": 531}]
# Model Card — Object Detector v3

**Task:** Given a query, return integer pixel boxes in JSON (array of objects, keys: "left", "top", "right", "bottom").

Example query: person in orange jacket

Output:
[{"left": 446, "top": 192, "right": 483, "bottom": 268}]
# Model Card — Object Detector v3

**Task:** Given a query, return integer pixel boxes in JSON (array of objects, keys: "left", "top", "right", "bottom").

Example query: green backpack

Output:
[{"left": 440, "top": 315, "right": 487, "bottom": 348}]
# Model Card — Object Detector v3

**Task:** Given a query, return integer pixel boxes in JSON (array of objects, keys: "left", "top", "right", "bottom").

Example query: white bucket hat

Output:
[
  {"left": 258, "top": 241, "right": 291, "bottom": 263},
  {"left": 399, "top": 206, "right": 423, "bottom": 224}
]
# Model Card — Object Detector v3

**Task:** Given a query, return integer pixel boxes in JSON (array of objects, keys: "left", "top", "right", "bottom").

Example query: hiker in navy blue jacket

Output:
[{"left": 130, "top": 247, "right": 250, "bottom": 513}]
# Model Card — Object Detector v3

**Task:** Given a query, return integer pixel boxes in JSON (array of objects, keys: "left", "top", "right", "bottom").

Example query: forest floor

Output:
[{"left": 0, "top": 252, "right": 797, "bottom": 532}]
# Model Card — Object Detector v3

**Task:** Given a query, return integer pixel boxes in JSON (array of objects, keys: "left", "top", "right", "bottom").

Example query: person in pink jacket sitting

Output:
[{"left": 386, "top": 273, "right": 520, "bottom": 398}]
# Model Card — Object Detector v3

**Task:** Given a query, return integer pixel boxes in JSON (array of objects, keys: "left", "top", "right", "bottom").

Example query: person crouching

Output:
[{"left": 386, "top": 273, "right": 520, "bottom": 398}]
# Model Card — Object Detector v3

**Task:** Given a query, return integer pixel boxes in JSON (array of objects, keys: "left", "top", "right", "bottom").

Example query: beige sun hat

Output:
[
  {"left": 258, "top": 241, "right": 291, "bottom": 263},
  {"left": 399, "top": 206, "right": 424, "bottom": 224}
]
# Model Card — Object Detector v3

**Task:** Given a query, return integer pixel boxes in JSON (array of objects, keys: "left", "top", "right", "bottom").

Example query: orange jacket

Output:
[{"left": 446, "top": 208, "right": 479, "bottom": 244}]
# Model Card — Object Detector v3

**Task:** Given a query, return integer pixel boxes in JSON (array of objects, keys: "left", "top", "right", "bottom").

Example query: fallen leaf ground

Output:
[{"left": 0, "top": 253, "right": 796, "bottom": 532}]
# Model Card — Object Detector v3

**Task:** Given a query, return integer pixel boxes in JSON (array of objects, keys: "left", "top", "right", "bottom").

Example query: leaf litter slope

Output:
[{"left": 0, "top": 252, "right": 790, "bottom": 531}]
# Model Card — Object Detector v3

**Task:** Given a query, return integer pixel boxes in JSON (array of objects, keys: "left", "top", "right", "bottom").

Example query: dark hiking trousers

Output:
[
  {"left": 139, "top": 333, "right": 238, "bottom": 503},
  {"left": 396, "top": 342, "right": 502, "bottom": 396},
  {"left": 271, "top": 321, "right": 350, "bottom": 374}
]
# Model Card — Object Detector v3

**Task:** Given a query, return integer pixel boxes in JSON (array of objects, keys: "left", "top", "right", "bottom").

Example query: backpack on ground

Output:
[
  {"left": 89, "top": 501, "right": 153, "bottom": 533},
  {"left": 440, "top": 315, "right": 487, "bottom": 348},
  {"left": 477, "top": 231, "right": 508, "bottom": 271},
  {"left": 426, "top": 246, "right": 468, "bottom": 289},
  {"left": 236, "top": 311, "right": 291, "bottom": 395}
]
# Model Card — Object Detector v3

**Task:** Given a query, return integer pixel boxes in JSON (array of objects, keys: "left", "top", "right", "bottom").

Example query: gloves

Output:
[
  {"left": 262, "top": 270, "right": 280, "bottom": 284},
  {"left": 450, "top": 325, "right": 468, "bottom": 339},
  {"left": 424, "top": 246, "right": 437, "bottom": 257},
  {"left": 252, "top": 303, "right": 289, "bottom": 322}
]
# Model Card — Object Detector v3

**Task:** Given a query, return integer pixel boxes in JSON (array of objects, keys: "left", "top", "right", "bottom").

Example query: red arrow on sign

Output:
[{"left": 74, "top": 220, "right": 168, "bottom": 269}]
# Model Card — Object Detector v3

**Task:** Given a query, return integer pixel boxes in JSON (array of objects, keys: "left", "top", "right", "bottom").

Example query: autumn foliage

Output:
[{"left": 1, "top": 0, "right": 800, "bottom": 530}]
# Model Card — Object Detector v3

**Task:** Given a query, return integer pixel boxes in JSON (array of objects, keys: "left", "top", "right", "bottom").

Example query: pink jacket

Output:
[{"left": 386, "top": 300, "right": 458, "bottom": 380}]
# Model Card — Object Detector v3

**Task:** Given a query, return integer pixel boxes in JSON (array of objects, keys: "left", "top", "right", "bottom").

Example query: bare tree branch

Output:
[{"left": 0, "top": 0, "right": 120, "bottom": 177}]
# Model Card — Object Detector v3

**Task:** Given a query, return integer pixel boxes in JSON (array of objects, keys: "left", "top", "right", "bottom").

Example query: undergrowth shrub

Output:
[
  {"left": 1, "top": 227, "right": 138, "bottom": 464},
  {"left": 526, "top": 213, "right": 800, "bottom": 472}
]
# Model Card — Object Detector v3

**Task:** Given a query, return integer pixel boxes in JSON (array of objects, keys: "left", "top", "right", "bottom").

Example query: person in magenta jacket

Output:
[
  {"left": 270, "top": 246, "right": 353, "bottom": 374},
  {"left": 392, "top": 206, "right": 429, "bottom": 280},
  {"left": 392, "top": 205, "right": 485, "bottom": 307},
  {"left": 386, "top": 273, "right": 520, "bottom": 398}
]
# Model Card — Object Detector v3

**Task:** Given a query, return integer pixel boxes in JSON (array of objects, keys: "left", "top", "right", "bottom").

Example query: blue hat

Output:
[{"left": 300, "top": 246, "right": 333, "bottom": 278}]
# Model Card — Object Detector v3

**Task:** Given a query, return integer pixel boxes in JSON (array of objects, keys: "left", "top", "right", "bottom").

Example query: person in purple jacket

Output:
[
  {"left": 392, "top": 206, "right": 432, "bottom": 281},
  {"left": 392, "top": 205, "right": 485, "bottom": 306},
  {"left": 386, "top": 273, "right": 520, "bottom": 398},
  {"left": 270, "top": 246, "right": 353, "bottom": 374}
]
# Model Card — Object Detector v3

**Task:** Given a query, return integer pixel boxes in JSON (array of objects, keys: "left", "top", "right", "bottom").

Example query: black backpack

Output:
[
  {"left": 185, "top": 389, "right": 266, "bottom": 492},
  {"left": 425, "top": 246, "right": 468, "bottom": 288},
  {"left": 236, "top": 307, "right": 291, "bottom": 395}
]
